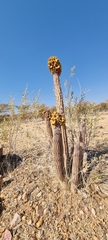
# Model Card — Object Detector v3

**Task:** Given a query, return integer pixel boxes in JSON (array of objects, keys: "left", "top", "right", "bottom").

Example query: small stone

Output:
[
  {"left": 21, "top": 182, "right": 25, "bottom": 187},
  {"left": 66, "top": 212, "right": 70, "bottom": 217},
  {"left": 13, "top": 236, "right": 19, "bottom": 240},
  {"left": 93, "top": 236, "right": 99, "bottom": 240},
  {"left": 91, "top": 208, "right": 96, "bottom": 217},
  {"left": 36, "top": 217, "right": 43, "bottom": 228},
  {"left": 58, "top": 214, "right": 65, "bottom": 221},
  {"left": 37, "top": 192, "right": 41, "bottom": 197},
  {"left": 99, "top": 206, "right": 103, "bottom": 210},
  {"left": 38, "top": 206, "right": 43, "bottom": 216},
  {"left": 18, "top": 195, "right": 22, "bottom": 201},
  {"left": 31, "top": 230, "right": 35, "bottom": 235},
  {"left": 54, "top": 188, "right": 58, "bottom": 193},
  {"left": 27, "top": 219, "right": 32, "bottom": 225},
  {"left": 35, "top": 187, "right": 40, "bottom": 194},
  {"left": 29, "top": 201, "right": 33, "bottom": 207},
  {"left": 0, "top": 226, "right": 5, "bottom": 233},
  {"left": 35, "top": 206, "right": 39, "bottom": 215},
  {"left": 22, "top": 216, "right": 26, "bottom": 222},
  {"left": 22, "top": 192, "right": 28, "bottom": 202},
  {"left": 31, "top": 211, "right": 37, "bottom": 223},
  {"left": 0, "top": 193, "right": 5, "bottom": 199},
  {"left": 13, "top": 193, "right": 19, "bottom": 199},
  {"left": 41, "top": 201, "right": 46, "bottom": 206},
  {"left": 106, "top": 233, "right": 108, "bottom": 240},
  {"left": 10, "top": 213, "right": 21, "bottom": 228},
  {"left": 57, "top": 208, "right": 61, "bottom": 214},
  {"left": 43, "top": 208, "right": 48, "bottom": 215},
  {"left": 84, "top": 207, "right": 89, "bottom": 213},
  {"left": 79, "top": 210, "right": 84, "bottom": 215},
  {"left": 4, "top": 229, "right": 12, "bottom": 240}
]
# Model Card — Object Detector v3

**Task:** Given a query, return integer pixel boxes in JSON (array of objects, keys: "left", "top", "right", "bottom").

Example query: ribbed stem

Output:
[
  {"left": 53, "top": 73, "right": 64, "bottom": 114},
  {"left": 53, "top": 73, "right": 69, "bottom": 176},
  {"left": 45, "top": 117, "right": 53, "bottom": 148},
  {"left": 71, "top": 142, "right": 83, "bottom": 193},
  {"left": 53, "top": 125, "right": 65, "bottom": 181}
]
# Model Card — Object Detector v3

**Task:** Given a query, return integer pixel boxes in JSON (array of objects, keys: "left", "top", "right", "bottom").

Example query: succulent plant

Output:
[
  {"left": 47, "top": 56, "right": 86, "bottom": 191},
  {"left": 48, "top": 56, "right": 62, "bottom": 76},
  {"left": 71, "top": 142, "right": 83, "bottom": 193},
  {"left": 47, "top": 56, "right": 69, "bottom": 179},
  {"left": 53, "top": 125, "right": 65, "bottom": 181},
  {"left": 43, "top": 109, "right": 53, "bottom": 148}
]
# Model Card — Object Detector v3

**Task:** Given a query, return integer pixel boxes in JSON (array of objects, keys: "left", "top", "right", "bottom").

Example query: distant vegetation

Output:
[{"left": 0, "top": 100, "right": 108, "bottom": 123}]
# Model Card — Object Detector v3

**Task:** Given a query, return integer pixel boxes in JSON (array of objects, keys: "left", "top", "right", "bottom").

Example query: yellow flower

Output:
[
  {"left": 52, "top": 112, "right": 59, "bottom": 120},
  {"left": 58, "top": 114, "right": 65, "bottom": 124},
  {"left": 50, "top": 119, "right": 56, "bottom": 125},
  {"left": 61, "top": 117, "right": 65, "bottom": 123},
  {"left": 48, "top": 56, "right": 62, "bottom": 76}
]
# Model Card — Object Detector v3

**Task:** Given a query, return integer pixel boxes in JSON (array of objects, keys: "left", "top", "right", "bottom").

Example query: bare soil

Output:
[{"left": 0, "top": 113, "right": 108, "bottom": 240}]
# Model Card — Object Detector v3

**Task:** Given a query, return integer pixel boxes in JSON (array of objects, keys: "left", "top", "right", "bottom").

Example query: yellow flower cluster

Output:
[
  {"left": 43, "top": 110, "right": 65, "bottom": 126},
  {"left": 50, "top": 112, "right": 65, "bottom": 126},
  {"left": 43, "top": 109, "right": 51, "bottom": 119},
  {"left": 48, "top": 56, "right": 62, "bottom": 76}
]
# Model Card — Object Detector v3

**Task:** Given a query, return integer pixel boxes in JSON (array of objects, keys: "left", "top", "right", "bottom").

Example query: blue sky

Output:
[{"left": 0, "top": 0, "right": 108, "bottom": 107}]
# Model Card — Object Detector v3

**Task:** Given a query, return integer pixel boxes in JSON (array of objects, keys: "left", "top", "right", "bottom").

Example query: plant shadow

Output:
[
  {"left": 0, "top": 197, "right": 5, "bottom": 216},
  {"left": 83, "top": 146, "right": 108, "bottom": 184},
  {"left": 0, "top": 153, "right": 22, "bottom": 177}
]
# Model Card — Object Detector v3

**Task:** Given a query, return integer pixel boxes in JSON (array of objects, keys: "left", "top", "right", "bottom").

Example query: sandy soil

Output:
[{"left": 0, "top": 112, "right": 108, "bottom": 240}]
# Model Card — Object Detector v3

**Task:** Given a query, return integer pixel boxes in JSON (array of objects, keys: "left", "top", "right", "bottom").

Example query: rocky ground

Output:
[{"left": 0, "top": 114, "right": 108, "bottom": 240}]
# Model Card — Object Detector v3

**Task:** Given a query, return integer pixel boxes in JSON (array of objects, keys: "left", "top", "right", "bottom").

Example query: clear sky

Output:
[{"left": 0, "top": 0, "right": 108, "bottom": 107}]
